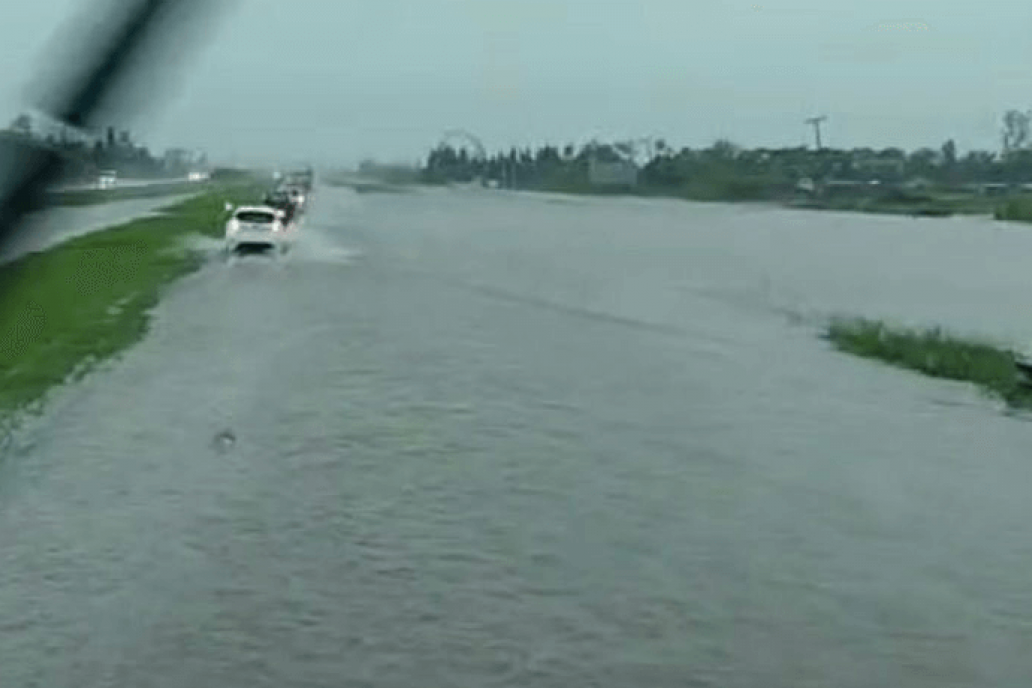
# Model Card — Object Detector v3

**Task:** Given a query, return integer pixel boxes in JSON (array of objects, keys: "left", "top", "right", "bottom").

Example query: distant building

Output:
[{"left": 588, "top": 158, "right": 638, "bottom": 187}]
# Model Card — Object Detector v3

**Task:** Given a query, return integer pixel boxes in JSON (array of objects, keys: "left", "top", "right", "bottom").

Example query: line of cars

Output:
[{"left": 224, "top": 168, "right": 313, "bottom": 257}]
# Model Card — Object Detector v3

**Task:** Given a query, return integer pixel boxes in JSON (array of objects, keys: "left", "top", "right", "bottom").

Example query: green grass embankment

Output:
[
  {"left": 0, "top": 183, "right": 263, "bottom": 421},
  {"left": 993, "top": 195, "right": 1032, "bottom": 222},
  {"left": 789, "top": 191, "right": 1002, "bottom": 218},
  {"left": 825, "top": 317, "right": 1032, "bottom": 408}
]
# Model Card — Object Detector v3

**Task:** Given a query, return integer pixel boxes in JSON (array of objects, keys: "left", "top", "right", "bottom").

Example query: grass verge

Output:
[
  {"left": 0, "top": 182, "right": 264, "bottom": 423},
  {"left": 787, "top": 193, "right": 1000, "bottom": 218},
  {"left": 993, "top": 195, "right": 1032, "bottom": 222},
  {"left": 824, "top": 317, "right": 1032, "bottom": 408}
]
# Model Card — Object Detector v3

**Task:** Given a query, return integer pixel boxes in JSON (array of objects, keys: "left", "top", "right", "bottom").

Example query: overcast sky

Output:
[{"left": 0, "top": 0, "right": 1025, "bottom": 166}]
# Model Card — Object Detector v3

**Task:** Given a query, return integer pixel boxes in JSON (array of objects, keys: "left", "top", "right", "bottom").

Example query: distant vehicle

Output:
[
  {"left": 263, "top": 190, "right": 292, "bottom": 209},
  {"left": 274, "top": 183, "right": 307, "bottom": 213},
  {"left": 282, "top": 168, "right": 314, "bottom": 192},
  {"left": 262, "top": 190, "right": 300, "bottom": 224},
  {"left": 187, "top": 170, "right": 209, "bottom": 182},
  {"left": 285, "top": 186, "right": 306, "bottom": 209},
  {"left": 224, "top": 206, "right": 290, "bottom": 255},
  {"left": 96, "top": 170, "right": 117, "bottom": 189}
]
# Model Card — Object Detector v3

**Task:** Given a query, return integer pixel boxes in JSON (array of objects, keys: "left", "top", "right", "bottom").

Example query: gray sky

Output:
[{"left": 0, "top": 0, "right": 1025, "bottom": 166}]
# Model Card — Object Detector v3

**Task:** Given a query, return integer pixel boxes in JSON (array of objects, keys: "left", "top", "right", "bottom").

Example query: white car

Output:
[
  {"left": 224, "top": 206, "right": 291, "bottom": 255},
  {"left": 96, "top": 170, "right": 117, "bottom": 189}
]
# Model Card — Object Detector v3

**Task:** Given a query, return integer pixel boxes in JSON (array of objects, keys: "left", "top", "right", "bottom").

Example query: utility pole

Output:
[{"left": 805, "top": 115, "right": 827, "bottom": 150}]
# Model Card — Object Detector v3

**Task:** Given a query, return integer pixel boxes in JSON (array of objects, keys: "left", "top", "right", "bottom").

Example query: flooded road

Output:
[
  {"left": 0, "top": 194, "right": 194, "bottom": 264},
  {"left": 2, "top": 187, "right": 1032, "bottom": 687}
]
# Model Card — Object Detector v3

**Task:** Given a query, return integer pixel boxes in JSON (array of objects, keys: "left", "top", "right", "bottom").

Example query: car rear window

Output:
[{"left": 236, "top": 211, "right": 274, "bottom": 223}]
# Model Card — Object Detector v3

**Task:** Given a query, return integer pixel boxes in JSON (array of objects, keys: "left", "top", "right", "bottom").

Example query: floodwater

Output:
[
  {"left": 2, "top": 187, "right": 1032, "bottom": 687},
  {"left": 0, "top": 193, "right": 194, "bottom": 264}
]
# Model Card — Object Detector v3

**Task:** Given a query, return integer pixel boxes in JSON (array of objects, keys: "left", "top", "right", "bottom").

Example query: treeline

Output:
[
  {"left": 422, "top": 110, "right": 1032, "bottom": 200},
  {"left": 2, "top": 113, "right": 206, "bottom": 181},
  {"left": 424, "top": 141, "right": 628, "bottom": 192},
  {"left": 425, "top": 139, "right": 1032, "bottom": 198}
]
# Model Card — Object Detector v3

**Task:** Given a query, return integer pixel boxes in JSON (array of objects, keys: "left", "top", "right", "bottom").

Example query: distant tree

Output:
[
  {"left": 960, "top": 150, "right": 996, "bottom": 182},
  {"left": 642, "top": 151, "right": 683, "bottom": 187},
  {"left": 540, "top": 145, "right": 561, "bottom": 162},
  {"left": 997, "top": 144, "right": 1032, "bottom": 182},
  {"left": 106, "top": 126, "right": 116, "bottom": 148},
  {"left": 586, "top": 143, "right": 622, "bottom": 163},
  {"left": 613, "top": 141, "right": 635, "bottom": 159},
  {"left": 1001, "top": 109, "right": 1031, "bottom": 155},
  {"left": 937, "top": 139, "right": 958, "bottom": 185},
  {"left": 907, "top": 148, "right": 938, "bottom": 177},
  {"left": 10, "top": 113, "right": 32, "bottom": 136},
  {"left": 941, "top": 139, "right": 957, "bottom": 167},
  {"left": 706, "top": 139, "right": 739, "bottom": 163}
]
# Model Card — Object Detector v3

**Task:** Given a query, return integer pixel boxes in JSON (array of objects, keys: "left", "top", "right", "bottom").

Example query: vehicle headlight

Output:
[{"left": 227, "top": 219, "right": 240, "bottom": 234}]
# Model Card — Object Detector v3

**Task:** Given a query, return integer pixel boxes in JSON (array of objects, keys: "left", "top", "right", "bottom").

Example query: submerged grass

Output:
[
  {"left": 824, "top": 317, "right": 1032, "bottom": 408},
  {"left": 0, "top": 182, "right": 263, "bottom": 422}
]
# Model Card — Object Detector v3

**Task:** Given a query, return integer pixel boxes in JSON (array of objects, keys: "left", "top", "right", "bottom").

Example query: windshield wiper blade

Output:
[{"left": 0, "top": 0, "right": 209, "bottom": 258}]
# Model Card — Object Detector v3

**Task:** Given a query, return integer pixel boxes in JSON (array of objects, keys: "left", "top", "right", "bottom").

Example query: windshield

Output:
[
  {"left": 234, "top": 211, "right": 274, "bottom": 223},
  {"left": 0, "top": 2, "right": 1028, "bottom": 687}
]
